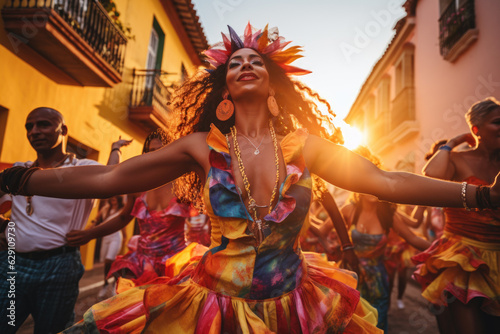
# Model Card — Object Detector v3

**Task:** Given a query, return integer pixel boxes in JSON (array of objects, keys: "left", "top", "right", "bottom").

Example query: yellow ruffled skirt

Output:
[
  {"left": 64, "top": 252, "right": 381, "bottom": 333},
  {"left": 413, "top": 232, "right": 500, "bottom": 316}
]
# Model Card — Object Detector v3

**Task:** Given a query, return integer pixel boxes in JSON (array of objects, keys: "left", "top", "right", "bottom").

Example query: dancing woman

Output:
[
  {"left": 413, "top": 97, "right": 500, "bottom": 334},
  {"left": 340, "top": 148, "right": 430, "bottom": 331},
  {"left": 2, "top": 24, "right": 499, "bottom": 333}
]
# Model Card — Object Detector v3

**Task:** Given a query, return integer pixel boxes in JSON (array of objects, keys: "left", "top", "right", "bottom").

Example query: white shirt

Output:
[{"left": 11, "top": 156, "right": 101, "bottom": 252}]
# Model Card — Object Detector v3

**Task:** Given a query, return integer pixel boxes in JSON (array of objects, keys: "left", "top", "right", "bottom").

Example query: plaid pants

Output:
[{"left": 0, "top": 250, "right": 84, "bottom": 334}]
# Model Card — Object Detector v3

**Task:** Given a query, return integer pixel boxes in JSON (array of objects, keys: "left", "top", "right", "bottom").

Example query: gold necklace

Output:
[
  {"left": 230, "top": 120, "right": 280, "bottom": 244},
  {"left": 25, "top": 153, "right": 72, "bottom": 216}
]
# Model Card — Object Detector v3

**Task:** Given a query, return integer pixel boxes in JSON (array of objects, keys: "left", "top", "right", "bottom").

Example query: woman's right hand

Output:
[
  {"left": 447, "top": 133, "right": 475, "bottom": 148},
  {"left": 66, "top": 229, "right": 93, "bottom": 246},
  {"left": 111, "top": 136, "right": 133, "bottom": 150}
]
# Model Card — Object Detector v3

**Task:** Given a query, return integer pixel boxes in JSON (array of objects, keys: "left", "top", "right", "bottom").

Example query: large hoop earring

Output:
[
  {"left": 216, "top": 91, "right": 234, "bottom": 121},
  {"left": 268, "top": 88, "right": 279, "bottom": 117}
]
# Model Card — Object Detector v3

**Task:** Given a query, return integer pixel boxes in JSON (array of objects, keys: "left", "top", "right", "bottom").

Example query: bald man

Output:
[{"left": 0, "top": 107, "right": 129, "bottom": 333}]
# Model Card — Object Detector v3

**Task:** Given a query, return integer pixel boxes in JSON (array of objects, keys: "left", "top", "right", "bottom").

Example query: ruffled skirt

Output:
[
  {"left": 412, "top": 232, "right": 500, "bottom": 316},
  {"left": 64, "top": 252, "right": 381, "bottom": 333}
]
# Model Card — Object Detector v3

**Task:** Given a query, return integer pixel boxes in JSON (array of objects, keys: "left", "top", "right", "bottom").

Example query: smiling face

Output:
[
  {"left": 225, "top": 48, "right": 270, "bottom": 101},
  {"left": 25, "top": 108, "right": 67, "bottom": 153}
]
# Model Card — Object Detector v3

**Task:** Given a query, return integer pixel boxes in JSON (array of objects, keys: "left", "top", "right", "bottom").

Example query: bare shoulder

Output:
[
  {"left": 304, "top": 134, "right": 330, "bottom": 156},
  {"left": 304, "top": 134, "right": 344, "bottom": 153},
  {"left": 303, "top": 134, "right": 348, "bottom": 169}
]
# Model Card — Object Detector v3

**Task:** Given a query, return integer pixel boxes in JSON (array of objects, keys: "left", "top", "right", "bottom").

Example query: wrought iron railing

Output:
[
  {"left": 129, "top": 69, "right": 173, "bottom": 117},
  {"left": 4, "top": 0, "right": 127, "bottom": 74},
  {"left": 391, "top": 86, "right": 415, "bottom": 131},
  {"left": 439, "top": 0, "right": 476, "bottom": 57}
]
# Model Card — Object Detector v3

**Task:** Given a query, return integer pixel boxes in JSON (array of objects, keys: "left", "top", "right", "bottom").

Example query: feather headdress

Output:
[{"left": 203, "top": 23, "right": 311, "bottom": 76}]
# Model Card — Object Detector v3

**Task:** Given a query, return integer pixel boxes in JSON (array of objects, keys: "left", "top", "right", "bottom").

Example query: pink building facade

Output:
[{"left": 346, "top": 0, "right": 500, "bottom": 173}]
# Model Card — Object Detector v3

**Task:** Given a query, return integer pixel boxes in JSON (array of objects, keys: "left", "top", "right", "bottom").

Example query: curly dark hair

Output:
[{"left": 169, "top": 53, "right": 341, "bottom": 210}]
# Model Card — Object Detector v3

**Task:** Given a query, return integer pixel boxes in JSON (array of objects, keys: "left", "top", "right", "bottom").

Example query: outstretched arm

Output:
[
  {"left": 7, "top": 133, "right": 207, "bottom": 199},
  {"left": 396, "top": 208, "right": 421, "bottom": 228},
  {"left": 66, "top": 194, "right": 136, "bottom": 246},
  {"left": 304, "top": 135, "right": 500, "bottom": 209},
  {"left": 392, "top": 211, "right": 431, "bottom": 251}
]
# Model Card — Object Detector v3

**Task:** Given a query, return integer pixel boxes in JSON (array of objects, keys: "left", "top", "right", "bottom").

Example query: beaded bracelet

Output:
[
  {"left": 461, "top": 182, "right": 471, "bottom": 211},
  {"left": 0, "top": 166, "right": 41, "bottom": 196},
  {"left": 476, "top": 185, "right": 496, "bottom": 210},
  {"left": 111, "top": 147, "right": 122, "bottom": 153}
]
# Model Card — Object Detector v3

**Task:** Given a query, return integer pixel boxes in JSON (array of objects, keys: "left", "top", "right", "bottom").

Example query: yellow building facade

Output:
[{"left": 0, "top": 0, "right": 208, "bottom": 269}]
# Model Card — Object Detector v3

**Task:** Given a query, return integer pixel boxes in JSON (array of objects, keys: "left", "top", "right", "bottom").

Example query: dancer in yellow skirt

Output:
[{"left": 413, "top": 97, "right": 500, "bottom": 334}]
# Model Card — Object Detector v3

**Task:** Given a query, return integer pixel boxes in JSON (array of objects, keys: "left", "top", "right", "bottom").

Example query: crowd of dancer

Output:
[{"left": 0, "top": 23, "right": 499, "bottom": 333}]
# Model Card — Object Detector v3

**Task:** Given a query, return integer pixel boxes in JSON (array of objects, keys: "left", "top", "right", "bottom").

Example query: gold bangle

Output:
[{"left": 461, "top": 182, "right": 471, "bottom": 211}]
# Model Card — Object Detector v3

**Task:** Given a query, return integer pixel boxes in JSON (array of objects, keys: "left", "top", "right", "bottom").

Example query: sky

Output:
[{"left": 191, "top": 0, "right": 407, "bottom": 122}]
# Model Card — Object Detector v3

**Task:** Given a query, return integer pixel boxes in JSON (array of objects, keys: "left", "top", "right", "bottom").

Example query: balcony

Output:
[
  {"left": 372, "top": 87, "right": 419, "bottom": 153},
  {"left": 391, "top": 87, "right": 415, "bottom": 130},
  {"left": 129, "top": 69, "right": 174, "bottom": 133},
  {"left": 2, "top": 0, "right": 127, "bottom": 86},
  {"left": 439, "top": 0, "right": 478, "bottom": 62}
]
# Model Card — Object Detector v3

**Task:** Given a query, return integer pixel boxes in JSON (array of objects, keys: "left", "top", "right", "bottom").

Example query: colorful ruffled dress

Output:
[
  {"left": 351, "top": 228, "right": 389, "bottom": 332},
  {"left": 384, "top": 229, "right": 419, "bottom": 275},
  {"left": 107, "top": 195, "right": 192, "bottom": 285},
  {"left": 412, "top": 176, "right": 500, "bottom": 316},
  {"left": 64, "top": 125, "right": 381, "bottom": 333}
]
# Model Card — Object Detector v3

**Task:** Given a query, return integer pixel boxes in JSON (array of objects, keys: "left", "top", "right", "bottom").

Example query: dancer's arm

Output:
[
  {"left": 106, "top": 137, "right": 133, "bottom": 165},
  {"left": 320, "top": 191, "right": 359, "bottom": 272},
  {"left": 10, "top": 133, "right": 207, "bottom": 199},
  {"left": 411, "top": 206, "right": 431, "bottom": 240},
  {"left": 396, "top": 208, "right": 421, "bottom": 228},
  {"left": 392, "top": 212, "right": 431, "bottom": 251},
  {"left": 304, "top": 135, "right": 500, "bottom": 209},
  {"left": 66, "top": 194, "right": 136, "bottom": 246}
]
